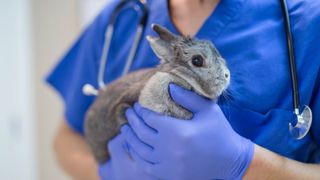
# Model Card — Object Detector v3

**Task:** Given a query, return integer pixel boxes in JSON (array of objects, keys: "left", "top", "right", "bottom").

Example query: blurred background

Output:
[{"left": 0, "top": 0, "right": 110, "bottom": 179}]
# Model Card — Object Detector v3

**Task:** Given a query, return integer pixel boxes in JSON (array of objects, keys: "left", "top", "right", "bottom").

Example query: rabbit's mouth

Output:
[
  {"left": 171, "top": 70, "right": 217, "bottom": 100},
  {"left": 190, "top": 86, "right": 214, "bottom": 99},
  {"left": 189, "top": 81, "right": 215, "bottom": 99},
  {"left": 170, "top": 66, "right": 230, "bottom": 100}
]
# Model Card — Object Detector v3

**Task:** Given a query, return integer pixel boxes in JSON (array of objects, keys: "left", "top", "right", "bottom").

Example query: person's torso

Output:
[{"left": 98, "top": 0, "right": 320, "bottom": 162}]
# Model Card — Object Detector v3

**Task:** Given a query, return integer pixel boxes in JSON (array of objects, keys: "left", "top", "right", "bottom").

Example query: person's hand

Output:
[
  {"left": 122, "top": 83, "right": 255, "bottom": 180},
  {"left": 99, "top": 129, "right": 155, "bottom": 180}
]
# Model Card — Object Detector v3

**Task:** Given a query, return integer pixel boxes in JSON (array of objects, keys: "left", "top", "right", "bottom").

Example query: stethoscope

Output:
[{"left": 83, "top": 0, "right": 312, "bottom": 139}]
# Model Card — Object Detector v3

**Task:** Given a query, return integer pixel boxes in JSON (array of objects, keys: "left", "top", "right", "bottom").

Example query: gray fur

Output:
[{"left": 84, "top": 24, "right": 230, "bottom": 164}]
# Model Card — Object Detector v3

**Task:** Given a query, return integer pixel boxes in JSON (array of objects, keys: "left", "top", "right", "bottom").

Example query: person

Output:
[{"left": 47, "top": 0, "right": 320, "bottom": 179}]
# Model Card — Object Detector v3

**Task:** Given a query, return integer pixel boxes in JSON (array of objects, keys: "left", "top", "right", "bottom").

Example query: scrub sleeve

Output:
[{"left": 46, "top": 1, "right": 118, "bottom": 135}]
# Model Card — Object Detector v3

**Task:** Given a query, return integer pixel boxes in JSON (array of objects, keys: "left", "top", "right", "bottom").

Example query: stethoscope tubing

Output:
[
  {"left": 280, "top": 0, "right": 300, "bottom": 115},
  {"left": 98, "top": 0, "right": 148, "bottom": 88}
]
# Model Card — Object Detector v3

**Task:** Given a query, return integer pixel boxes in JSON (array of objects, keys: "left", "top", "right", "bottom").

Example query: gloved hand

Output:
[
  {"left": 122, "top": 83, "right": 255, "bottom": 180},
  {"left": 99, "top": 127, "right": 155, "bottom": 180}
]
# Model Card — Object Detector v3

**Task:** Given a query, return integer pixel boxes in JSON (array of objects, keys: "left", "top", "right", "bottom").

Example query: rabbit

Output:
[{"left": 84, "top": 24, "right": 231, "bottom": 164}]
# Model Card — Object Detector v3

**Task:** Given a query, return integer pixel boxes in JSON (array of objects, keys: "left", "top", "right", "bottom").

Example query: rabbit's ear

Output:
[
  {"left": 146, "top": 35, "right": 174, "bottom": 63},
  {"left": 152, "top": 24, "right": 177, "bottom": 42}
]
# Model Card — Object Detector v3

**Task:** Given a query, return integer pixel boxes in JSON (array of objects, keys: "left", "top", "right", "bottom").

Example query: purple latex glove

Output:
[
  {"left": 122, "top": 84, "right": 254, "bottom": 180},
  {"left": 99, "top": 128, "right": 155, "bottom": 180}
]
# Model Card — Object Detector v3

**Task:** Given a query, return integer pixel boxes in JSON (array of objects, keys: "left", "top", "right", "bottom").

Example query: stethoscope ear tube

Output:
[
  {"left": 122, "top": 1, "right": 149, "bottom": 76},
  {"left": 84, "top": 0, "right": 149, "bottom": 96},
  {"left": 97, "top": 0, "right": 130, "bottom": 88},
  {"left": 98, "top": 0, "right": 149, "bottom": 88},
  {"left": 280, "top": 0, "right": 312, "bottom": 139}
]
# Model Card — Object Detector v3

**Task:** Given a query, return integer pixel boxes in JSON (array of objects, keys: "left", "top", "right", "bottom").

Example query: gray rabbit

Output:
[{"left": 84, "top": 24, "right": 230, "bottom": 164}]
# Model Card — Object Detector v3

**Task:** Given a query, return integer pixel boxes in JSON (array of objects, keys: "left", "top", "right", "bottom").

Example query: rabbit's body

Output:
[
  {"left": 85, "top": 64, "right": 193, "bottom": 164},
  {"left": 85, "top": 68, "right": 155, "bottom": 163},
  {"left": 85, "top": 24, "right": 230, "bottom": 164}
]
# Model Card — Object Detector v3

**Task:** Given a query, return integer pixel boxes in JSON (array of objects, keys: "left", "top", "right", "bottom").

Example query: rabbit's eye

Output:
[{"left": 191, "top": 55, "right": 204, "bottom": 67}]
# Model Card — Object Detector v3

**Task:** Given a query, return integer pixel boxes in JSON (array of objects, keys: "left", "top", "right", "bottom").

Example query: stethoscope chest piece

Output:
[
  {"left": 83, "top": 84, "right": 99, "bottom": 96},
  {"left": 289, "top": 105, "right": 313, "bottom": 139}
]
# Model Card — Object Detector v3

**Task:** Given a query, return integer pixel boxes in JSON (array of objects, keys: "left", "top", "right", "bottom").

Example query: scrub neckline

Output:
[{"left": 148, "top": 0, "right": 247, "bottom": 40}]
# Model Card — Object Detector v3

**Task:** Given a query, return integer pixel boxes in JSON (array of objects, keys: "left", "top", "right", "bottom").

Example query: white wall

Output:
[
  {"left": 33, "top": 0, "right": 109, "bottom": 179},
  {"left": 0, "top": 1, "right": 37, "bottom": 180},
  {"left": 0, "top": 1, "right": 110, "bottom": 179},
  {"left": 32, "top": 0, "right": 79, "bottom": 179},
  {"left": 79, "top": 0, "right": 110, "bottom": 27}
]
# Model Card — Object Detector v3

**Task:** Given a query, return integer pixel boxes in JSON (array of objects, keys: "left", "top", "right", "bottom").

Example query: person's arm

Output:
[
  {"left": 244, "top": 144, "right": 320, "bottom": 180},
  {"left": 53, "top": 120, "right": 99, "bottom": 180}
]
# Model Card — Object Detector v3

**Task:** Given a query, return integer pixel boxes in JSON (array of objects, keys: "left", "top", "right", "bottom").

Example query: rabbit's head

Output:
[{"left": 147, "top": 24, "right": 230, "bottom": 99}]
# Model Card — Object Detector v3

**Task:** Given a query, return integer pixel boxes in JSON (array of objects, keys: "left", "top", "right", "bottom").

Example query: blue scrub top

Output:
[{"left": 47, "top": 0, "right": 320, "bottom": 163}]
